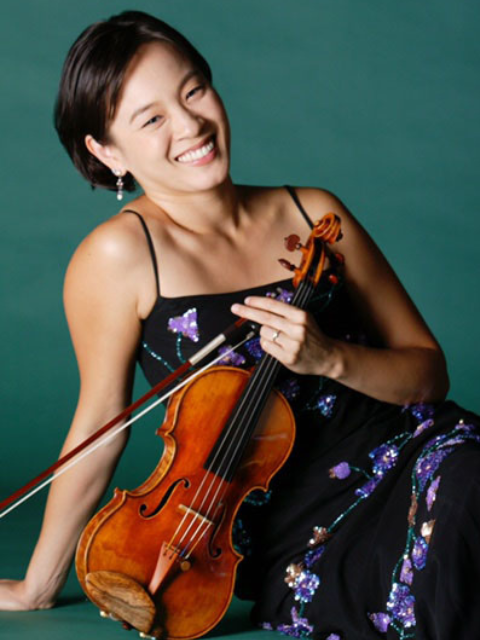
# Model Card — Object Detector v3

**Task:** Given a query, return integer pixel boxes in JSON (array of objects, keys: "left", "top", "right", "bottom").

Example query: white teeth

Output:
[{"left": 176, "top": 138, "right": 215, "bottom": 163}]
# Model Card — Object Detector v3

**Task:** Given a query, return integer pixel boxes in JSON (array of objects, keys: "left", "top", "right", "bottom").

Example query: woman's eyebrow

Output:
[{"left": 129, "top": 69, "right": 200, "bottom": 124}]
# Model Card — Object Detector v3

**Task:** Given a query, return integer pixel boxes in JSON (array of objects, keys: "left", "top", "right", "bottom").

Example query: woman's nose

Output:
[{"left": 171, "top": 105, "right": 203, "bottom": 138}]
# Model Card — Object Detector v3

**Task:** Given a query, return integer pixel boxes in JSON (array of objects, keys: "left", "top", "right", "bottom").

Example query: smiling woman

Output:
[
  {"left": 1, "top": 8, "right": 480, "bottom": 640},
  {"left": 81, "top": 41, "right": 230, "bottom": 197}
]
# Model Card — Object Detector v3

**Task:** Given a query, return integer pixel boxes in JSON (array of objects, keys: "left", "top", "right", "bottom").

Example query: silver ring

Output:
[{"left": 272, "top": 330, "right": 280, "bottom": 343}]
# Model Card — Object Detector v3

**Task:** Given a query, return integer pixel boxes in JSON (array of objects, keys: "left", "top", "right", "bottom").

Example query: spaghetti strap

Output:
[
  {"left": 284, "top": 185, "right": 314, "bottom": 229},
  {"left": 123, "top": 209, "right": 161, "bottom": 297}
]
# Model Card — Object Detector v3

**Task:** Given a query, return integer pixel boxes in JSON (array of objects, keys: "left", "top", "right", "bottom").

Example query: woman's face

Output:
[{"left": 95, "top": 41, "right": 231, "bottom": 196}]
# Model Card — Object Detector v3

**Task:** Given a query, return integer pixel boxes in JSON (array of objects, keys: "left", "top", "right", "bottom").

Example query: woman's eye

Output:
[
  {"left": 186, "top": 84, "right": 205, "bottom": 100},
  {"left": 143, "top": 115, "right": 162, "bottom": 127}
]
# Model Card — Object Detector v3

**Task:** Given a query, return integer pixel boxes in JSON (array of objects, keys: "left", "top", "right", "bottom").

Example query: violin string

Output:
[
  {"left": 166, "top": 311, "right": 291, "bottom": 556},
  {"left": 180, "top": 282, "right": 314, "bottom": 558},
  {"left": 176, "top": 281, "right": 314, "bottom": 559},
  {"left": 168, "top": 236, "right": 331, "bottom": 558},
  {"left": 165, "top": 232, "right": 330, "bottom": 557},
  {"left": 182, "top": 282, "right": 315, "bottom": 556},
  {"left": 164, "top": 326, "right": 292, "bottom": 555},
  {"left": 0, "top": 336, "right": 252, "bottom": 521}
]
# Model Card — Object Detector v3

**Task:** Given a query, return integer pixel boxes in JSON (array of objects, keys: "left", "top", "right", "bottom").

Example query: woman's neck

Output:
[{"left": 140, "top": 177, "right": 243, "bottom": 236}]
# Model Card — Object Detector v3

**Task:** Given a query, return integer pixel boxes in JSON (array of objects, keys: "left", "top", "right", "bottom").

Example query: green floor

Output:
[{"left": 0, "top": 506, "right": 277, "bottom": 640}]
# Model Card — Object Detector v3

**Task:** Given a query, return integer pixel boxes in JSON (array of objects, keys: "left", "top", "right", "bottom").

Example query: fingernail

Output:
[{"left": 231, "top": 304, "right": 240, "bottom": 313}]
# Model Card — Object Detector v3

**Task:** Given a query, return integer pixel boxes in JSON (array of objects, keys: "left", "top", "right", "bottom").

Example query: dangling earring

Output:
[{"left": 112, "top": 169, "right": 124, "bottom": 201}]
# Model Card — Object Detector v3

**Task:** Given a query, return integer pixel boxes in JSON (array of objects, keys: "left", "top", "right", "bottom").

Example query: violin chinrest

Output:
[{"left": 85, "top": 570, "right": 160, "bottom": 636}]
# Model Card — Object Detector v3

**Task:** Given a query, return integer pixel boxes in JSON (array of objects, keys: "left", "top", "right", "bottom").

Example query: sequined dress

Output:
[{"left": 129, "top": 189, "right": 480, "bottom": 640}]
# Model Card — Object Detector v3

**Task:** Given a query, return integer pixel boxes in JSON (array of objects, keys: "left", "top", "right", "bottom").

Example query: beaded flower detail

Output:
[
  {"left": 277, "top": 377, "right": 301, "bottom": 401},
  {"left": 304, "top": 379, "right": 337, "bottom": 419},
  {"left": 368, "top": 418, "right": 480, "bottom": 639},
  {"left": 265, "top": 408, "right": 479, "bottom": 640},
  {"left": 167, "top": 307, "right": 200, "bottom": 342},
  {"left": 217, "top": 345, "right": 246, "bottom": 367},
  {"left": 266, "top": 287, "right": 295, "bottom": 304}
]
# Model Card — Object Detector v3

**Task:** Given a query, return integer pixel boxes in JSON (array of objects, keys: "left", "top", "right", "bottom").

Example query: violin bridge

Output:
[{"left": 178, "top": 503, "right": 214, "bottom": 528}]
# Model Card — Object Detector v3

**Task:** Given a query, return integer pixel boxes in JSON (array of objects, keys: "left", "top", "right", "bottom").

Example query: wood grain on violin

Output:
[{"left": 76, "top": 366, "right": 296, "bottom": 639}]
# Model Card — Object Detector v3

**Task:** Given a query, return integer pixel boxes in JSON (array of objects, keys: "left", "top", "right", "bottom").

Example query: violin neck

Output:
[{"left": 205, "top": 280, "right": 315, "bottom": 481}]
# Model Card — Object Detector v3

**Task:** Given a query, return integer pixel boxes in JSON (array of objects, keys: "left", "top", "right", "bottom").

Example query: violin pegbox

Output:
[{"left": 279, "top": 214, "right": 343, "bottom": 289}]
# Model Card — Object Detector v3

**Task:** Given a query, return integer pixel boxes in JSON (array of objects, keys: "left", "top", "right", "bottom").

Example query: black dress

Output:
[{"left": 127, "top": 188, "right": 480, "bottom": 640}]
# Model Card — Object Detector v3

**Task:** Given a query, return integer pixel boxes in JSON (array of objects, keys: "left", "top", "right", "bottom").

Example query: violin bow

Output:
[{"left": 0, "top": 319, "right": 256, "bottom": 519}]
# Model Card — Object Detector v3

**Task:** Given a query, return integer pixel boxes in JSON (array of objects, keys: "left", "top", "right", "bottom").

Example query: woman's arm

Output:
[
  {"left": 231, "top": 187, "right": 449, "bottom": 406},
  {"left": 0, "top": 218, "right": 146, "bottom": 610}
]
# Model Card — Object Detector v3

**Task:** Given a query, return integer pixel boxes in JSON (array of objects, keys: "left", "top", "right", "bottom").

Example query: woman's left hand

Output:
[{"left": 231, "top": 296, "right": 338, "bottom": 377}]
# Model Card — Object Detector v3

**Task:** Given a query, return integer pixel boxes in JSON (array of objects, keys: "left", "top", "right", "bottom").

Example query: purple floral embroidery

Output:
[
  {"left": 261, "top": 622, "right": 273, "bottom": 630},
  {"left": 411, "top": 536, "right": 428, "bottom": 570},
  {"left": 415, "top": 449, "right": 452, "bottom": 490},
  {"left": 413, "top": 418, "right": 434, "bottom": 438},
  {"left": 329, "top": 462, "right": 351, "bottom": 480},
  {"left": 245, "top": 336, "right": 264, "bottom": 361},
  {"left": 293, "top": 570, "right": 321, "bottom": 604},
  {"left": 355, "top": 477, "right": 381, "bottom": 498},
  {"left": 387, "top": 583, "right": 416, "bottom": 628},
  {"left": 304, "top": 546, "right": 325, "bottom": 569},
  {"left": 316, "top": 394, "right": 337, "bottom": 418},
  {"left": 455, "top": 420, "right": 476, "bottom": 433},
  {"left": 167, "top": 307, "right": 199, "bottom": 342},
  {"left": 369, "top": 612, "right": 392, "bottom": 633},
  {"left": 277, "top": 606, "right": 314, "bottom": 638},
  {"left": 326, "top": 635, "right": 342, "bottom": 640},
  {"left": 405, "top": 403, "right": 435, "bottom": 423},
  {"left": 277, "top": 377, "right": 301, "bottom": 401},
  {"left": 426, "top": 476, "right": 441, "bottom": 511},
  {"left": 217, "top": 345, "right": 246, "bottom": 366},
  {"left": 266, "top": 287, "right": 294, "bottom": 304},
  {"left": 400, "top": 557, "right": 413, "bottom": 585},
  {"left": 439, "top": 436, "right": 469, "bottom": 447},
  {"left": 370, "top": 444, "right": 399, "bottom": 477}
]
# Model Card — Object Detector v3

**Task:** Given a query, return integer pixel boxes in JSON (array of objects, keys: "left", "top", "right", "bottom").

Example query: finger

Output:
[
  {"left": 259, "top": 334, "right": 301, "bottom": 367},
  {"left": 232, "top": 303, "right": 307, "bottom": 344},
  {"left": 242, "top": 296, "right": 307, "bottom": 324},
  {"left": 231, "top": 303, "right": 290, "bottom": 333}
]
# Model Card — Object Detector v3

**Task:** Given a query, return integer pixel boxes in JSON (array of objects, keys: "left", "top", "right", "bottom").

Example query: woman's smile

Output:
[{"left": 175, "top": 134, "right": 217, "bottom": 165}]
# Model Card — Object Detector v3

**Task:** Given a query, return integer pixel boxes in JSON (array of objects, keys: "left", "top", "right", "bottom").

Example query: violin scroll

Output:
[{"left": 281, "top": 213, "right": 343, "bottom": 289}]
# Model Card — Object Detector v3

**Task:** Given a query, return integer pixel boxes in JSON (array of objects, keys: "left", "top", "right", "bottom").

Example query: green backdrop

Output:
[{"left": 1, "top": 1, "right": 479, "bottom": 638}]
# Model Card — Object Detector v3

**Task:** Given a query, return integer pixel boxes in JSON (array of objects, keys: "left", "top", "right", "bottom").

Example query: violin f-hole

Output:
[{"left": 139, "top": 478, "right": 190, "bottom": 519}]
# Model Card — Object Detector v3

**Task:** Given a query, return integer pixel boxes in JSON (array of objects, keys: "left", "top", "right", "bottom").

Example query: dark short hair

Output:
[{"left": 54, "top": 10, "right": 213, "bottom": 193}]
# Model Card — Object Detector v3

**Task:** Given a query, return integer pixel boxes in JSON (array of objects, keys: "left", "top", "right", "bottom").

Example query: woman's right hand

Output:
[{"left": 0, "top": 579, "right": 55, "bottom": 611}]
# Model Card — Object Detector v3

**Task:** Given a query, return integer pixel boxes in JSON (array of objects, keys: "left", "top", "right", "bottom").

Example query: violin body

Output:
[{"left": 76, "top": 365, "right": 295, "bottom": 639}]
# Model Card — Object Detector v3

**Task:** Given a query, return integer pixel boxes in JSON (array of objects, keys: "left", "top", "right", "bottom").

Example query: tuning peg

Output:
[
  {"left": 278, "top": 258, "right": 296, "bottom": 272},
  {"left": 100, "top": 610, "right": 109, "bottom": 618},
  {"left": 284, "top": 234, "right": 302, "bottom": 252},
  {"left": 328, "top": 274, "right": 339, "bottom": 285},
  {"left": 334, "top": 252, "right": 345, "bottom": 264}
]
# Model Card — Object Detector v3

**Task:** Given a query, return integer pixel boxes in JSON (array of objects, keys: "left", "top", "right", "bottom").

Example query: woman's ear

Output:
[{"left": 84, "top": 134, "right": 124, "bottom": 174}]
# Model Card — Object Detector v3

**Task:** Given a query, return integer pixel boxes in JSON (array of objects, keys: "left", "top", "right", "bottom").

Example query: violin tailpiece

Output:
[{"left": 85, "top": 570, "right": 160, "bottom": 637}]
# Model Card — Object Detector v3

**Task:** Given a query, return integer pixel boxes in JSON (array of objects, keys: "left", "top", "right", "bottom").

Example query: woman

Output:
[{"left": 1, "top": 10, "right": 479, "bottom": 639}]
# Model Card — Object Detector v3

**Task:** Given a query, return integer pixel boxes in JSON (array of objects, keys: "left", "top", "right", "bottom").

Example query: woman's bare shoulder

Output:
[
  {"left": 63, "top": 199, "right": 158, "bottom": 311},
  {"left": 69, "top": 209, "right": 147, "bottom": 270},
  {"left": 239, "top": 184, "right": 349, "bottom": 216}
]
